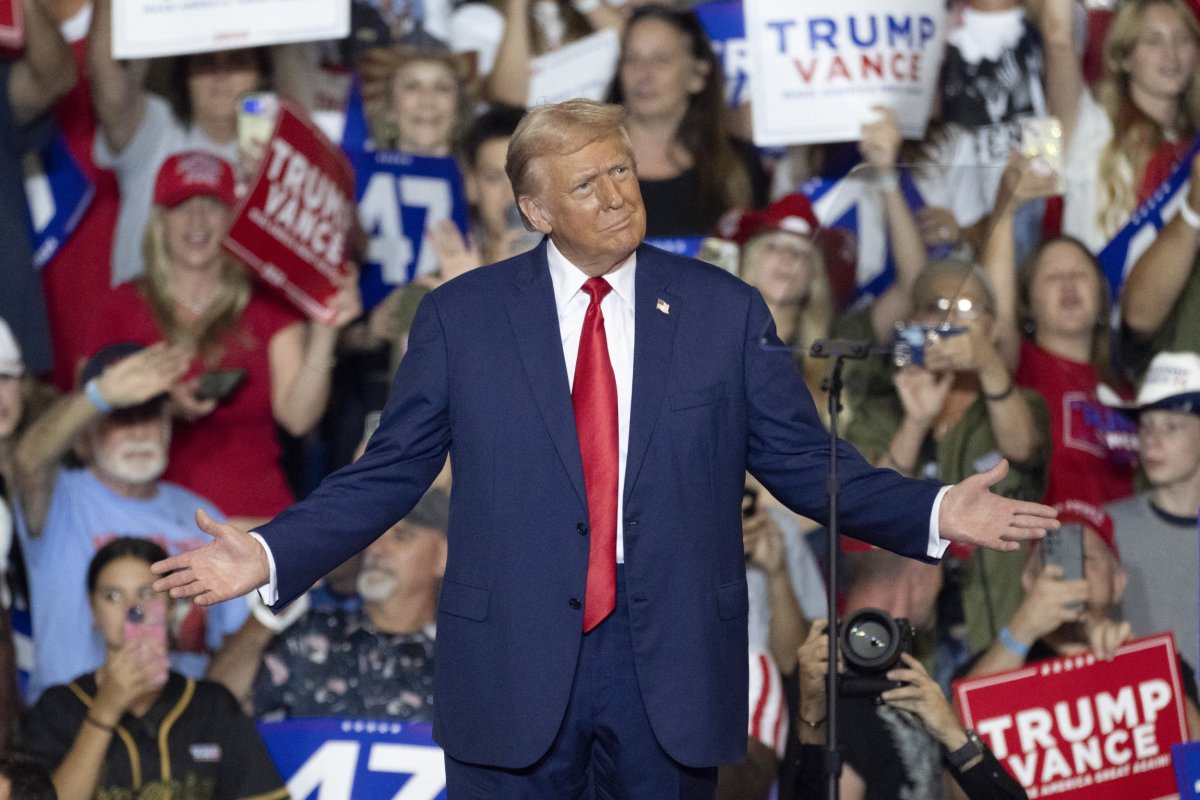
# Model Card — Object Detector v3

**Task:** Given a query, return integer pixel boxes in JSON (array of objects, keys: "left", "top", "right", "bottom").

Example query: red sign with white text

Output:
[
  {"left": 954, "top": 634, "right": 1188, "bottom": 800},
  {"left": 223, "top": 101, "right": 354, "bottom": 324},
  {"left": 0, "top": 0, "right": 24, "bottom": 55}
]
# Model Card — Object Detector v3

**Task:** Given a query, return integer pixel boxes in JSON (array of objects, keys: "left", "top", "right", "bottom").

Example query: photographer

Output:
[{"left": 792, "top": 617, "right": 1025, "bottom": 800}]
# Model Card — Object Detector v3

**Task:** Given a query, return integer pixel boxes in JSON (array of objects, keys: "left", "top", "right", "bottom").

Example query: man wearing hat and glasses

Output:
[
  {"left": 1102, "top": 352, "right": 1200, "bottom": 671},
  {"left": 11, "top": 342, "right": 249, "bottom": 701}
]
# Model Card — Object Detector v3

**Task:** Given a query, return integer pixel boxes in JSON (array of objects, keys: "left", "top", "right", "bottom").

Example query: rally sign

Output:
[
  {"left": 224, "top": 102, "right": 355, "bottom": 324},
  {"left": 695, "top": 1, "right": 751, "bottom": 110},
  {"left": 112, "top": 0, "right": 349, "bottom": 59},
  {"left": 744, "top": 0, "right": 947, "bottom": 145},
  {"left": 528, "top": 28, "right": 620, "bottom": 107},
  {"left": 0, "top": 0, "right": 23, "bottom": 53},
  {"left": 1175, "top": 741, "right": 1200, "bottom": 798},
  {"left": 23, "top": 134, "right": 95, "bottom": 269},
  {"left": 346, "top": 149, "right": 470, "bottom": 312},
  {"left": 954, "top": 634, "right": 1189, "bottom": 800},
  {"left": 258, "top": 718, "right": 445, "bottom": 800}
]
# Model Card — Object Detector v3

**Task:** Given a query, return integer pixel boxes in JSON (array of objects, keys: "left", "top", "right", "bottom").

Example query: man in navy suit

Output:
[{"left": 154, "top": 100, "right": 1057, "bottom": 798}]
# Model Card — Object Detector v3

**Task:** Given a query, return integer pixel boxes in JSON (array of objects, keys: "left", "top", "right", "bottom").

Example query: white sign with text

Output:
[{"left": 113, "top": 0, "right": 350, "bottom": 59}]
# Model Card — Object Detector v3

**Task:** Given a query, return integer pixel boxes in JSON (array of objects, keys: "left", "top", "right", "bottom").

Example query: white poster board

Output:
[
  {"left": 745, "top": 0, "right": 947, "bottom": 146},
  {"left": 528, "top": 28, "right": 620, "bottom": 107},
  {"left": 113, "top": 0, "right": 350, "bottom": 59}
]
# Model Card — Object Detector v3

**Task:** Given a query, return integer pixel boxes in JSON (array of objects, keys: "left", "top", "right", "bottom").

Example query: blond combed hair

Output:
[
  {"left": 1096, "top": 0, "right": 1200, "bottom": 237},
  {"left": 506, "top": 100, "right": 634, "bottom": 228},
  {"left": 140, "top": 208, "right": 251, "bottom": 362}
]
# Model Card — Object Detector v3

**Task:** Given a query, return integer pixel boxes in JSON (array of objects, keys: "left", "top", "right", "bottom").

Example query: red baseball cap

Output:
[
  {"left": 718, "top": 193, "right": 820, "bottom": 246},
  {"left": 1052, "top": 499, "right": 1119, "bottom": 562},
  {"left": 153, "top": 151, "right": 237, "bottom": 209}
]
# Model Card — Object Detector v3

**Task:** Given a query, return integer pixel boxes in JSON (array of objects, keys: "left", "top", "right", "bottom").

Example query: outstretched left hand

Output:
[{"left": 938, "top": 459, "right": 1058, "bottom": 552}]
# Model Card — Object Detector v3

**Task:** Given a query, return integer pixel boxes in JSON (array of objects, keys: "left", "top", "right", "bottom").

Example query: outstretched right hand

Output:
[{"left": 150, "top": 509, "right": 270, "bottom": 606}]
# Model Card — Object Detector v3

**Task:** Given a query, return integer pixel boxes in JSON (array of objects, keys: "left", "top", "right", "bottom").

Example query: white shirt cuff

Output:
[
  {"left": 249, "top": 531, "right": 280, "bottom": 606},
  {"left": 927, "top": 485, "right": 953, "bottom": 559}
]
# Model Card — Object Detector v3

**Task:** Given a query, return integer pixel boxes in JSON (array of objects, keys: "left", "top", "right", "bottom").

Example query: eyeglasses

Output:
[{"left": 917, "top": 296, "right": 992, "bottom": 320}]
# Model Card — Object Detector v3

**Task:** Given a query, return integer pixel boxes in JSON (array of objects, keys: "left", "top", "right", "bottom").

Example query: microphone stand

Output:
[{"left": 808, "top": 338, "right": 874, "bottom": 800}]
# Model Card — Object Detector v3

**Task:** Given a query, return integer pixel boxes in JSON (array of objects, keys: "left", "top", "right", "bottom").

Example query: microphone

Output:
[{"left": 808, "top": 339, "right": 879, "bottom": 361}]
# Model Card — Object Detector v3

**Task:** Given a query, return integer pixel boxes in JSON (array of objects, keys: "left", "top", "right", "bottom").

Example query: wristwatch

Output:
[{"left": 946, "top": 730, "right": 985, "bottom": 771}]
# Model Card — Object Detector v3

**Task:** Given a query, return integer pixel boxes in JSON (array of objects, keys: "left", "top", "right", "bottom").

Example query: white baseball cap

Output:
[{"left": 0, "top": 318, "right": 23, "bottom": 377}]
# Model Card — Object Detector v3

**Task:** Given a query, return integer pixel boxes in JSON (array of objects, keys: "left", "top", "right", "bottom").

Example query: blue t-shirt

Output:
[{"left": 16, "top": 469, "right": 248, "bottom": 702}]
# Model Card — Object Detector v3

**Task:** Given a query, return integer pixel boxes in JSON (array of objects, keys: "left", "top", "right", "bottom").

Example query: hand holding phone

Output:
[
  {"left": 1019, "top": 116, "right": 1066, "bottom": 194},
  {"left": 194, "top": 369, "right": 246, "bottom": 402},
  {"left": 124, "top": 602, "right": 169, "bottom": 687},
  {"left": 1041, "top": 523, "right": 1085, "bottom": 614}
]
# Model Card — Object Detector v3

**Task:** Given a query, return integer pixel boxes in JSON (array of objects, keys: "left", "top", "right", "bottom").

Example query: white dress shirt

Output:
[
  {"left": 546, "top": 240, "right": 636, "bottom": 562},
  {"left": 255, "top": 243, "right": 949, "bottom": 603}
]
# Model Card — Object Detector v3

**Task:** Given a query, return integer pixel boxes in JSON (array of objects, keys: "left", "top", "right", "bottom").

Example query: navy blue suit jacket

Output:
[{"left": 257, "top": 241, "right": 942, "bottom": 769}]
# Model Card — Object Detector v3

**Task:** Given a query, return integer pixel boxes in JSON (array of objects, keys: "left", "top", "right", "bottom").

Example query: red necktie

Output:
[{"left": 573, "top": 277, "right": 618, "bottom": 632}]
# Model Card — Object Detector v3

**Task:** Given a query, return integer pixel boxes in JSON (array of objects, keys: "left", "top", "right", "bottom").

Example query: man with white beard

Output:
[
  {"left": 203, "top": 489, "right": 448, "bottom": 720},
  {"left": 12, "top": 343, "right": 249, "bottom": 702}
]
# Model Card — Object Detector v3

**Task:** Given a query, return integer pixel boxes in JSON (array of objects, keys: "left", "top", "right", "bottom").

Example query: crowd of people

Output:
[{"left": 1, "top": 0, "right": 1200, "bottom": 797}]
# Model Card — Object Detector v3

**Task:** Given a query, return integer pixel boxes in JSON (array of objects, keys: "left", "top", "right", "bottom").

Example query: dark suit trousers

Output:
[{"left": 443, "top": 569, "right": 719, "bottom": 799}]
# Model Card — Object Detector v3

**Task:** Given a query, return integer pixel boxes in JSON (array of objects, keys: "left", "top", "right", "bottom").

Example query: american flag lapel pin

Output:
[{"left": 656, "top": 298, "right": 670, "bottom": 315}]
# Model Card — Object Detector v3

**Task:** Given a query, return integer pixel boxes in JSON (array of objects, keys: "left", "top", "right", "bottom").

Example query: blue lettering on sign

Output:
[
  {"left": 771, "top": 14, "right": 939, "bottom": 53},
  {"left": 808, "top": 18, "right": 836, "bottom": 51},
  {"left": 766, "top": 18, "right": 795, "bottom": 53}
]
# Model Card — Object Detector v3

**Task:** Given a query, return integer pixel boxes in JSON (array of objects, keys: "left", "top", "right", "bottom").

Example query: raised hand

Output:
[
  {"left": 1008, "top": 564, "right": 1089, "bottom": 645},
  {"left": 859, "top": 105, "right": 901, "bottom": 172},
  {"left": 96, "top": 342, "right": 190, "bottom": 409},
  {"left": 894, "top": 364, "right": 954, "bottom": 427},
  {"left": 939, "top": 459, "right": 1058, "bottom": 552},
  {"left": 150, "top": 509, "right": 270, "bottom": 606}
]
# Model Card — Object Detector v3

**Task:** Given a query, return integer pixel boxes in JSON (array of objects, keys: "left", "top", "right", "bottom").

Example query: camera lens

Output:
[
  {"left": 839, "top": 607, "right": 911, "bottom": 674},
  {"left": 845, "top": 619, "right": 891, "bottom": 661}
]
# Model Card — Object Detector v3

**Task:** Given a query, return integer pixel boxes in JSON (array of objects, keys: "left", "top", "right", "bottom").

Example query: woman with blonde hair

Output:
[
  {"left": 84, "top": 152, "right": 360, "bottom": 527},
  {"left": 1037, "top": 0, "right": 1200, "bottom": 251}
]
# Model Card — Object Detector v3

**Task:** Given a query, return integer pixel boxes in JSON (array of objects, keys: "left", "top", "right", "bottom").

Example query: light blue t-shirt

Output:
[{"left": 16, "top": 469, "right": 249, "bottom": 702}]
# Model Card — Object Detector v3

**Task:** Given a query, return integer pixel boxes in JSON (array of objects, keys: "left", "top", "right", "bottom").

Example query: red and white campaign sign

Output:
[
  {"left": 0, "top": 0, "right": 24, "bottom": 53},
  {"left": 954, "top": 634, "right": 1189, "bottom": 800},
  {"left": 224, "top": 101, "right": 355, "bottom": 325}
]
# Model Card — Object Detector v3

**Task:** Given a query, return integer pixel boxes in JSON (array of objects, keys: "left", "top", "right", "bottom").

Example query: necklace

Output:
[{"left": 174, "top": 286, "right": 219, "bottom": 317}]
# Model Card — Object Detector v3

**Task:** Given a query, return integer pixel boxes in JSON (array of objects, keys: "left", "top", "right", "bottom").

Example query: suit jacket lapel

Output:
[
  {"left": 625, "top": 246, "right": 678, "bottom": 505},
  {"left": 504, "top": 244, "right": 588, "bottom": 508}
]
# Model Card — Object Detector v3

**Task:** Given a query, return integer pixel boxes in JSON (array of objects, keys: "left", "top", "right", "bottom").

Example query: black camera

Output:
[{"left": 838, "top": 607, "right": 915, "bottom": 697}]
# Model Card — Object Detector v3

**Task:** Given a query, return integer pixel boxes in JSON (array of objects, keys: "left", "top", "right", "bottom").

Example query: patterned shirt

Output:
[{"left": 253, "top": 609, "right": 436, "bottom": 721}]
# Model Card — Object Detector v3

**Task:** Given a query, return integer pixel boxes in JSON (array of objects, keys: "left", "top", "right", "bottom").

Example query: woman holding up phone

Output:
[
  {"left": 84, "top": 152, "right": 361, "bottom": 526},
  {"left": 22, "top": 538, "right": 287, "bottom": 800}
]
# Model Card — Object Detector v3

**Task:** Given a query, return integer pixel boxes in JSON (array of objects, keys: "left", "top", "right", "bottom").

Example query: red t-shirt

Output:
[
  {"left": 40, "top": 37, "right": 121, "bottom": 390},
  {"left": 1015, "top": 339, "right": 1137, "bottom": 507},
  {"left": 84, "top": 283, "right": 303, "bottom": 518}
]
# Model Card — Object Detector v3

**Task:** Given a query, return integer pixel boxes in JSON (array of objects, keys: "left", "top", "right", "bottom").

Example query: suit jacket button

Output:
[
  {"left": 625, "top": 518, "right": 638, "bottom": 527},
  {"left": 576, "top": 522, "right": 588, "bottom": 535},
  {"left": 569, "top": 598, "right": 581, "bottom": 610}
]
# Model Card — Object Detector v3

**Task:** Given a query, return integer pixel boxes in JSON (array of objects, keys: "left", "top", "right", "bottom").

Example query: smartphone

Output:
[
  {"left": 194, "top": 369, "right": 246, "bottom": 402},
  {"left": 1042, "top": 523, "right": 1085, "bottom": 613},
  {"left": 124, "top": 603, "right": 169, "bottom": 686},
  {"left": 1019, "top": 116, "right": 1066, "bottom": 193},
  {"left": 237, "top": 91, "right": 280, "bottom": 181},
  {"left": 697, "top": 237, "right": 740, "bottom": 275}
]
